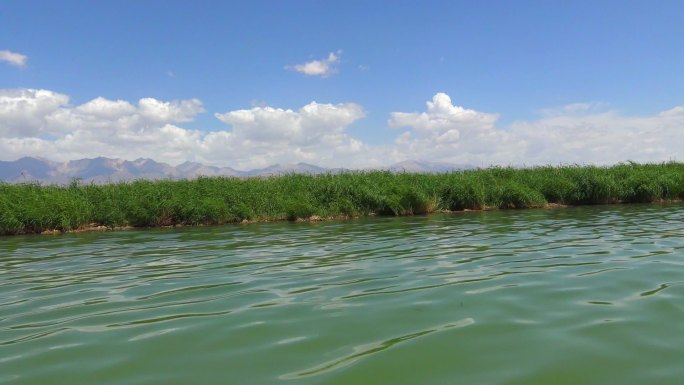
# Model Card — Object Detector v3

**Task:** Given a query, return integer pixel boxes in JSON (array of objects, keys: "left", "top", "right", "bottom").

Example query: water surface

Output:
[{"left": 2, "top": 204, "right": 683, "bottom": 384}]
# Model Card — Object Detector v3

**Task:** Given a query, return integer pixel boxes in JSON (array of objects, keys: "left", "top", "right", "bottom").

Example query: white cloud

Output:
[
  {"left": 0, "top": 88, "right": 370, "bottom": 170},
  {"left": 507, "top": 107, "right": 684, "bottom": 165},
  {"left": 2, "top": 88, "right": 683, "bottom": 170},
  {"left": 0, "top": 88, "right": 206, "bottom": 164},
  {"left": 388, "top": 93, "right": 684, "bottom": 166},
  {"left": 659, "top": 106, "right": 684, "bottom": 117},
  {"left": 138, "top": 98, "right": 203, "bottom": 123},
  {"left": 288, "top": 51, "right": 341, "bottom": 77},
  {"left": 74, "top": 97, "right": 137, "bottom": 118},
  {"left": 386, "top": 93, "right": 509, "bottom": 166},
  {"left": 389, "top": 93, "right": 498, "bottom": 132},
  {"left": 0, "top": 50, "right": 27, "bottom": 68},
  {"left": 212, "top": 100, "right": 366, "bottom": 169},
  {"left": 0, "top": 89, "right": 69, "bottom": 137}
]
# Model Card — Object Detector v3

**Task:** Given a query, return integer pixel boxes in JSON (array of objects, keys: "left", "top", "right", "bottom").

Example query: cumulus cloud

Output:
[
  {"left": 288, "top": 51, "right": 341, "bottom": 77},
  {"left": 0, "top": 88, "right": 370, "bottom": 169},
  {"left": 386, "top": 93, "right": 510, "bottom": 165},
  {"left": 0, "top": 88, "right": 205, "bottom": 163},
  {"left": 212, "top": 100, "right": 366, "bottom": 169},
  {"left": 388, "top": 93, "right": 684, "bottom": 166},
  {"left": 2, "top": 88, "right": 683, "bottom": 170},
  {"left": 389, "top": 92, "right": 499, "bottom": 133},
  {"left": 0, "top": 89, "right": 69, "bottom": 137},
  {"left": 507, "top": 106, "right": 684, "bottom": 165},
  {"left": 138, "top": 98, "right": 203, "bottom": 123},
  {"left": 0, "top": 50, "right": 27, "bottom": 68}
]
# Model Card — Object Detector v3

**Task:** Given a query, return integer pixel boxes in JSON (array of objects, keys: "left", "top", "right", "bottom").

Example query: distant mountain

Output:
[
  {"left": 0, "top": 157, "right": 473, "bottom": 184},
  {"left": 53, "top": 157, "right": 178, "bottom": 183},
  {"left": 175, "top": 161, "right": 242, "bottom": 178},
  {"left": 385, "top": 160, "right": 476, "bottom": 173},
  {"left": 0, "top": 157, "right": 56, "bottom": 181},
  {"left": 244, "top": 162, "right": 328, "bottom": 176}
]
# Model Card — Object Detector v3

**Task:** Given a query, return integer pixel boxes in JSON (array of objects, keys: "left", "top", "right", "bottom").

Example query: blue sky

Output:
[{"left": 1, "top": 1, "right": 684, "bottom": 169}]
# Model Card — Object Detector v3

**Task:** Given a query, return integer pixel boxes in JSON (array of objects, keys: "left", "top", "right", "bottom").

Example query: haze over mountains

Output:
[{"left": 0, "top": 157, "right": 474, "bottom": 184}]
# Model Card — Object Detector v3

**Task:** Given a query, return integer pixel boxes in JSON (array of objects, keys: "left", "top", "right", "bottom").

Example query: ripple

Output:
[
  {"left": 128, "top": 327, "right": 179, "bottom": 342},
  {"left": 640, "top": 282, "right": 683, "bottom": 297},
  {"left": 281, "top": 318, "right": 475, "bottom": 379},
  {"left": 1, "top": 204, "right": 683, "bottom": 384}
]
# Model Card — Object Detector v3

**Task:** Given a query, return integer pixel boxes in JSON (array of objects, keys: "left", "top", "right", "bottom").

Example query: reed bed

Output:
[{"left": 1, "top": 162, "right": 683, "bottom": 235}]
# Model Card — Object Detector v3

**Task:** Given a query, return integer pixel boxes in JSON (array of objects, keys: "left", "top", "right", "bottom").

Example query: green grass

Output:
[{"left": 2, "top": 162, "right": 684, "bottom": 235}]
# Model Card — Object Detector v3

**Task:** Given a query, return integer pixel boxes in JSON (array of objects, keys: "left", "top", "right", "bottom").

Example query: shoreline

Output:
[{"left": 31, "top": 199, "right": 683, "bottom": 237}]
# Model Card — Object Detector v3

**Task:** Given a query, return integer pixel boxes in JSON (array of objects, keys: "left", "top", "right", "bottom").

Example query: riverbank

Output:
[{"left": 1, "top": 162, "right": 683, "bottom": 236}]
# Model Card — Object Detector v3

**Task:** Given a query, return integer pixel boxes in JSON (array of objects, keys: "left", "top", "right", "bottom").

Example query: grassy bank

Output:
[{"left": 1, "top": 162, "right": 684, "bottom": 235}]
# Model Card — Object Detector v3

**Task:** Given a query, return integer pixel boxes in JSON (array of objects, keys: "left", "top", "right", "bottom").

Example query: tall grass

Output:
[{"left": 1, "top": 162, "right": 683, "bottom": 235}]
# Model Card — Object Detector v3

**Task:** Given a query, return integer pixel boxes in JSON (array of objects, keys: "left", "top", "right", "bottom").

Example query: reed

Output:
[{"left": 1, "top": 162, "right": 683, "bottom": 235}]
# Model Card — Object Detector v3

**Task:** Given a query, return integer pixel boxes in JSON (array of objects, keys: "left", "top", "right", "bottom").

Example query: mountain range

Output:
[{"left": 0, "top": 157, "right": 475, "bottom": 184}]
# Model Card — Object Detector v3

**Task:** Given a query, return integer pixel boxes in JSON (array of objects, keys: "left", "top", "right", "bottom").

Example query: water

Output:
[{"left": 1, "top": 204, "right": 683, "bottom": 384}]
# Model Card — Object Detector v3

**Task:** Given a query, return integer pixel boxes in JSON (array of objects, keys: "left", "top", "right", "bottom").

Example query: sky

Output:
[{"left": 1, "top": 0, "right": 684, "bottom": 170}]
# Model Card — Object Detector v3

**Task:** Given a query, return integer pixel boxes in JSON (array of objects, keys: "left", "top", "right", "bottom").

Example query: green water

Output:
[{"left": 1, "top": 204, "right": 683, "bottom": 384}]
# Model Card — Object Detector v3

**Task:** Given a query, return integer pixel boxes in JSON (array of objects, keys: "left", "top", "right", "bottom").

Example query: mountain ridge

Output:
[{"left": 0, "top": 157, "right": 475, "bottom": 184}]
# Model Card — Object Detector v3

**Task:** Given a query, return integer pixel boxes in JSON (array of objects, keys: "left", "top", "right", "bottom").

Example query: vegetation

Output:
[{"left": 1, "top": 162, "right": 684, "bottom": 235}]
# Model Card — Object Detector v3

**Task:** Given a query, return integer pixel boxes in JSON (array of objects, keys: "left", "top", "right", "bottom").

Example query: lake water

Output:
[{"left": 1, "top": 204, "right": 683, "bottom": 384}]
